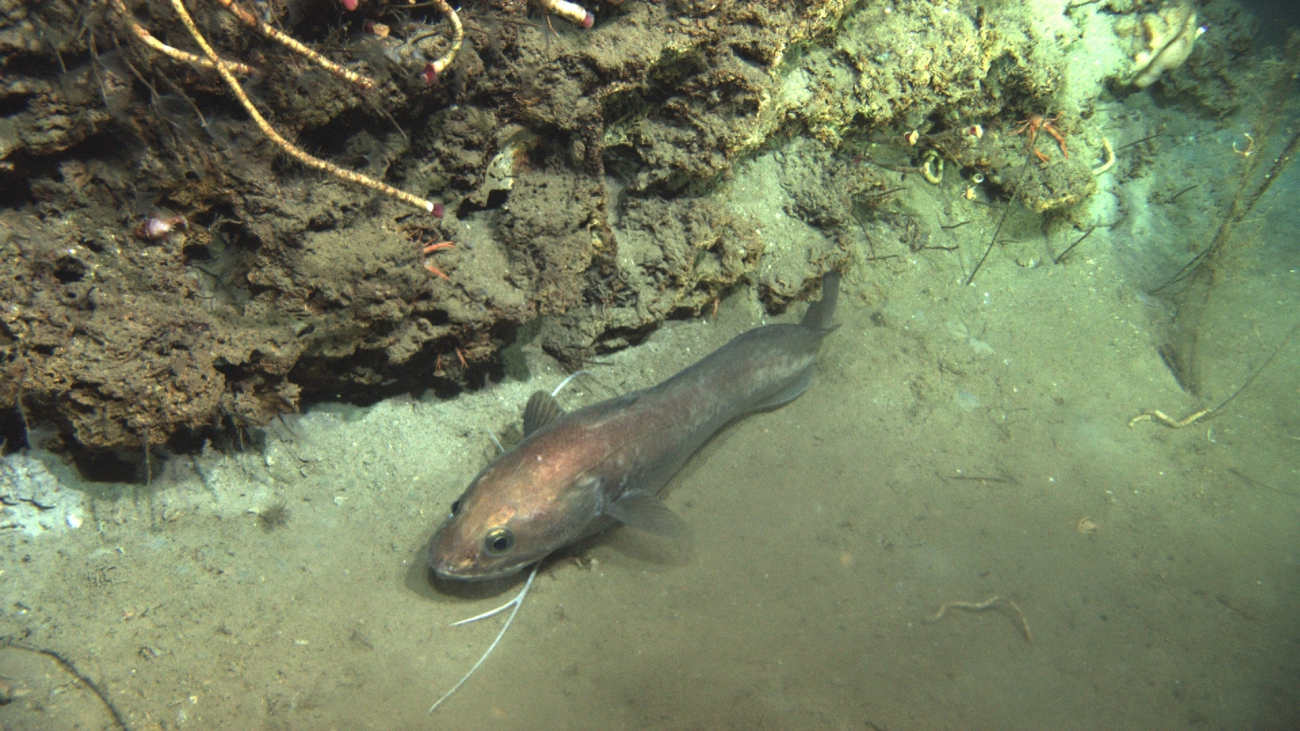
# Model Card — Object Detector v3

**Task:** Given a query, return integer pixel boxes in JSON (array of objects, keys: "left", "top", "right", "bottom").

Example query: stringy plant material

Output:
[
  {"left": 111, "top": 0, "right": 462, "bottom": 214},
  {"left": 1152, "top": 40, "right": 1300, "bottom": 402}
]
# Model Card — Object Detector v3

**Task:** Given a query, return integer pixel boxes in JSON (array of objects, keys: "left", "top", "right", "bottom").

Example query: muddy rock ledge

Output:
[{"left": 2, "top": 0, "right": 1097, "bottom": 459}]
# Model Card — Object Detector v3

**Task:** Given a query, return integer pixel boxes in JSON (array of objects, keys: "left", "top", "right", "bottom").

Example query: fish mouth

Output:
[
  {"left": 427, "top": 545, "right": 508, "bottom": 582},
  {"left": 432, "top": 563, "right": 527, "bottom": 582},
  {"left": 429, "top": 548, "right": 535, "bottom": 582}
]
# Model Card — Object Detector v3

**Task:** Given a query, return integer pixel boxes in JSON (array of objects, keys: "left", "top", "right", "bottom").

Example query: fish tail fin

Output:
[{"left": 801, "top": 271, "right": 841, "bottom": 331}]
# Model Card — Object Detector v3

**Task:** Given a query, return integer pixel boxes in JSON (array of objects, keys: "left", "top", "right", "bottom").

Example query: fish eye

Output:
[
  {"left": 449, "top": 499, "right": 461, "bottom": 516},
  {"left": 484, "top": 527, "right": 514, "bottom": 556}
]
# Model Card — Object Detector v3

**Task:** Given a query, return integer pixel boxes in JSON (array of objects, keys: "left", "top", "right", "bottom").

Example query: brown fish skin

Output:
[{"left": 428, "top": 272, "right": 840, "bottom": 581}]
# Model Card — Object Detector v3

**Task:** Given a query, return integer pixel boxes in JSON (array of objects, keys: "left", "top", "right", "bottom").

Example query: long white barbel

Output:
[{"left": 428, "top": 562, "right": 541, "bottom": 713}]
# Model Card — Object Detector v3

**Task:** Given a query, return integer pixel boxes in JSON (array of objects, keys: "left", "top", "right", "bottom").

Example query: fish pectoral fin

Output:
[
  {"left": 523, "top": 391, "right": 565, "bottom": 436},
  {"left": 754, "top": 371, "right": 812, "bottom": 411},
  {"left": 605, "top": 491, "right": 691, "bottom": 540}
]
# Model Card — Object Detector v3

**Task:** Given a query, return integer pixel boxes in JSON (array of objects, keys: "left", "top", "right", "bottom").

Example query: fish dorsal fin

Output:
[
  {"left": 523, "top": 391, "right": 564, "bottom": 437},
  {"left": 605, "top": 491, "right": 691, "bottom": 541}
]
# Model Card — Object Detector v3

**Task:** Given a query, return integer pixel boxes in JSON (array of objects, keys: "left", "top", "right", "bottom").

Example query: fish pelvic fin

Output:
[{"left": 801, "top": 271, "right": 841, "bottom": 331}]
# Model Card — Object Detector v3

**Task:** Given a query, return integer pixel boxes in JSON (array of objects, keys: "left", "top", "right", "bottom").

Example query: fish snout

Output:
[
  {"left": 427, "top": 525, "right": 471, "bottom": 579},
  {"left": 427, "top": 520, "right": 512, "bottom": 581},
  {"left": 429, "top": 552, "right": 474, "bottom": 580},
  {"left": 429, "top": 518, "right": 541, "bottom": 581}
]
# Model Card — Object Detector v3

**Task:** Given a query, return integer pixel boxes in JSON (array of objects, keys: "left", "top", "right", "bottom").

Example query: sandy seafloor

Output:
[{"left": 3, "top": 97, "right": 1300, "bottom": 729}]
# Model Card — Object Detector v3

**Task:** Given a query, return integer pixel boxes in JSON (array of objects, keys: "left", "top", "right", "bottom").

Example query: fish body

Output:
[{"left": 428, "top": 273, "right": 840, "bottom": 580}]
